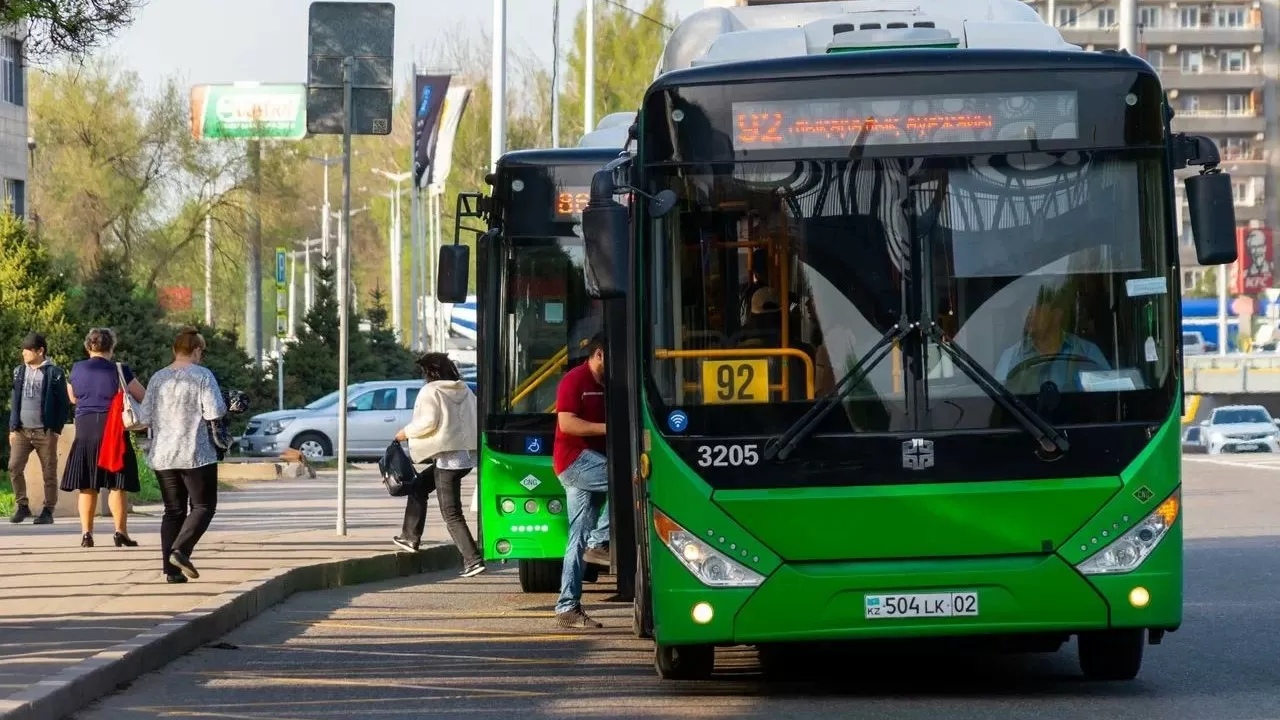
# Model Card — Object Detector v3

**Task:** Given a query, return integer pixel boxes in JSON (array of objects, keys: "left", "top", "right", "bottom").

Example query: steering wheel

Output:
[{"left": 1006, "top": 352, "right": 1105, "bottom": 393}]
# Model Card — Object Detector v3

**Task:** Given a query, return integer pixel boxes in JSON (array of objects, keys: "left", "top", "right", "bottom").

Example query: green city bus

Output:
[
  {"left": 437, "top": 4, "right": 1240, "bottom": 684},
  {"left": 452, "top": 147, "right": 620, "bottom": 592},
  {"left": 572, "top": 47, "right": 1239, "bottom": 680}
]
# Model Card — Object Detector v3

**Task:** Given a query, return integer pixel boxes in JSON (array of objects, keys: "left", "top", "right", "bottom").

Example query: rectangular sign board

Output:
[
  {"left": 306, "top": 2, "right": 395, "bottom": 136},
  {"left": 191, "top": 84, "right": 308, "bottom": 140},
  {"left": 276, "top": 247, "right": 288, "bottom": 338}
]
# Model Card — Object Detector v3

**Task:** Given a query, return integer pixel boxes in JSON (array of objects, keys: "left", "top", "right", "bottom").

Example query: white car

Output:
[{"left": 1201, "top": 405, "right": 1280, "bottom": 455}]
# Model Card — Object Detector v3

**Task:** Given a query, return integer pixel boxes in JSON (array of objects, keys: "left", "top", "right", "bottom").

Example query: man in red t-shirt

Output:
[{"left": 552, "top": 334, "right": 610, "bottom": 629}]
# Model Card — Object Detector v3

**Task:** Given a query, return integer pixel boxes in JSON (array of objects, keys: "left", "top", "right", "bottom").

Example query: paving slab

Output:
[{"left": 0, "top": 467, "right": 471, "bottom": 720}]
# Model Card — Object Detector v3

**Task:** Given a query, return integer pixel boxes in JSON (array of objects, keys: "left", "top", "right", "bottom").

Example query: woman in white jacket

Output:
[{"left": 393, "top": 353, "right": 485, "bottom": 577}]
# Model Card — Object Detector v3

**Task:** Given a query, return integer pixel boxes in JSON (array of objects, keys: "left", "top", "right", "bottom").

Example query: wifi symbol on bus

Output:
[{"left": 667, "top": 410, "right": 688, "bottom": 433}]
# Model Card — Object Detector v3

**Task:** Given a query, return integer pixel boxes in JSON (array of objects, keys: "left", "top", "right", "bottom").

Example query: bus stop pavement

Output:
[{"left": 0, "top": 467, "right": 468, "bottom": 720}]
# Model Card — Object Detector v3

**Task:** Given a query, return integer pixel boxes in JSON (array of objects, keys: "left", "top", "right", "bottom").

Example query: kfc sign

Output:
[{"left": 1232, "top": 226, "right": 1274, "bottom": 294}]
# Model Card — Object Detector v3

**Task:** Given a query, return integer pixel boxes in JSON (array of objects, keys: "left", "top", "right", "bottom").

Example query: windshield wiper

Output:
[
  {"left": 763, "top": 318, "right": 915, "bottom": 461},
  {"left": 924, "top": 323, "right": 1070, "bottom": 455}
]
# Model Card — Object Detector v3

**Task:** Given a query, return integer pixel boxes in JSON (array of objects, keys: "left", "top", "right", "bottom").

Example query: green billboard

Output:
[{"left": 190, "top": 83, "right": 308, "bottom": 140}]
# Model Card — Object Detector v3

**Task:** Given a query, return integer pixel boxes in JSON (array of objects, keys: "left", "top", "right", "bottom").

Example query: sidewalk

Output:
[{"left": 0, "top": 467, "right": 469, "bottom": 720}]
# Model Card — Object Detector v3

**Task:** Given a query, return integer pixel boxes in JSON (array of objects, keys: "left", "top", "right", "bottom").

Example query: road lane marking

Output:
[
  {"left": 186, "top": 671, "right": 550, "bottom": 698},
  {"left": 286, "top": 620, "right": 596, "bottom": 642},
  {"left": 236, "top": 644, "right": 567, "bottom": 664}
]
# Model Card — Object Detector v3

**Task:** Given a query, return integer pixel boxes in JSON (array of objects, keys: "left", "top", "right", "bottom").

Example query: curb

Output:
[{"left": 0, "top": 545, "right": 461, "bottom": 720}]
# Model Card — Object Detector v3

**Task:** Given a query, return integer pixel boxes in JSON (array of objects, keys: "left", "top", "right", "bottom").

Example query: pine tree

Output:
[
  {"left": 282, "top": 262, "right": 341, "bottom": 406},
  {"left": 71, "top": 254, "right": 171, "bottom": 381},
  {"left": 364, "top": 286, "right": 419, "bottom": 381}
]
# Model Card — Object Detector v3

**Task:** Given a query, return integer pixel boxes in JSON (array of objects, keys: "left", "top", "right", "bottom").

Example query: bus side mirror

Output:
[
  {"left": 437, "top": 244, "right": 470, "bottom": 304},
  {"left": 582, "top": 169, "right": 630, "bottom": 299},
  {"left": 1172, "top": 135, "right": 1237, "bottom": 266},
  {"left": 1185, "top": 172, "right": 1238, "bottom": 266}
]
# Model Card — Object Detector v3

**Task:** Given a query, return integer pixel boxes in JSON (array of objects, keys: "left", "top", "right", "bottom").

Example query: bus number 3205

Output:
[{"left": 696, "top": 444, "right": 760, "bottom": 468}]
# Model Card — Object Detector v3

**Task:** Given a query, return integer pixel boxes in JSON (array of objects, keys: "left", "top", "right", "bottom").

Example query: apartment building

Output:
[
  {"left": 1027, "top": 0, "right": 1279, "bottom": 287},
  {"left": 0, "top": 25, "right": 26, "bottom": 219}
]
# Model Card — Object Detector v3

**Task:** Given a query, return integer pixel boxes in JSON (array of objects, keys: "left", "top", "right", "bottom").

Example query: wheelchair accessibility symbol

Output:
[{"left": 525, "top": 436, "right": 543, "bottom": 454}]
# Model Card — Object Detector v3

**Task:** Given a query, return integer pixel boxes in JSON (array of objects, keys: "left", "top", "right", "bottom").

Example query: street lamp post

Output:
[
  {"left": 308, "top": 154, "right": 344, "bottom": 267},
  {"left": 373, "top": 168, "right": 413, "bottom": 340},
  {"left": 331, "top": 205, "right": 369, "bottom": 312}
]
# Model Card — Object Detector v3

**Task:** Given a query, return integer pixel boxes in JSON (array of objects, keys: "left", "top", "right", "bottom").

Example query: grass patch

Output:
[
  {"left": 0, "top": 473, "right": 12, "bottom": 517},
  {"left": 134, "top": 448, "right": 162, "bottom": 504}
]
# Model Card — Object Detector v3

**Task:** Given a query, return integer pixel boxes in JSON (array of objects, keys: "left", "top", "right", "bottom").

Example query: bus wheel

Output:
[
  {"left": 517, "top": 559, "right": 562, "bottom": 593},
  {"left": 655, "top": 643, "right": 714, "bottom": 680},
  {"left": 1078, "top": 629, "right": 1144, "bottom": 681}
]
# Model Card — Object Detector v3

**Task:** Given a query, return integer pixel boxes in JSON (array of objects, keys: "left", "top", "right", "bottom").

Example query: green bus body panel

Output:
[
  {"left": 644, "top": 410, "right": 1184, "bottom": 645},
  {"left": 479, "top": 435, "right": 568, "bottom": 562},
  {"left": 713, "top": 478, "right": 1120, "bottom": 561},
  {"left": 1059, "top": 411, "right": 1181, "bottom": 565}
]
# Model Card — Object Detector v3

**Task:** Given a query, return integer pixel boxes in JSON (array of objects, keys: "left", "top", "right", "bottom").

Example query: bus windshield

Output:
[
  {"left": 646, "top": 150, "right": 1175, "bottom": 437},
  {"left": 494, "top": 237, "right": 601, "bottom": 417}
]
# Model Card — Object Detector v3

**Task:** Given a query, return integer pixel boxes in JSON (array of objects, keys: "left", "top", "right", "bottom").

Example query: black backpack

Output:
[{"left": 378, "top": 441, "right": 436, "bottom": 497}]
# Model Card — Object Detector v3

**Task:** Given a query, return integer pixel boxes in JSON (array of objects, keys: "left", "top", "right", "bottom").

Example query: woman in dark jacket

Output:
[{"left": 60, "top": 328, "right": 146, "bottom": 548}]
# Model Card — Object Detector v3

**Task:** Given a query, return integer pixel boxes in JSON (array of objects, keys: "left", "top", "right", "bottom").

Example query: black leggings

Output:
[
  {"left": 401, "top": 466, "right": 481, "bottom": 567},
  {"left": 158, "top": 464, "right": 218, "bottom": 575}
]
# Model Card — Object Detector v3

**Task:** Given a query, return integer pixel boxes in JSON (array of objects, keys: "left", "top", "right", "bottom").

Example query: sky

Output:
[{"left": 104, "top": 0, "right": 710, "bottom": 95}]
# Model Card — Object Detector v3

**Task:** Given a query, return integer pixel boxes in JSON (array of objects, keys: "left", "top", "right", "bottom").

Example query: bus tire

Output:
[
  {"left": 517, "top": 559, "right": 562, "bottom": 593},
  {"left": 655, "top": 643, "right": 714, "bottom": 680},
  {"left": 1078, "top": 629, "right": 1144, "bottom": 681}
]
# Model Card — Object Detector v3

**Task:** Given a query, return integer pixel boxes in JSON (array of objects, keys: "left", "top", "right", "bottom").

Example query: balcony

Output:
[
  {"left": 1222, "top": 155, "right": 1269, "bottom": 177},
  {"left": 1054, "top": 25, "right": 1263, "bottom": 47},
  {"left": 1171, "top": 111, "right": 1266, "bottom": 134},
  {"left": 1158, "top": 69, "right": 1266, "bottom": 91}
]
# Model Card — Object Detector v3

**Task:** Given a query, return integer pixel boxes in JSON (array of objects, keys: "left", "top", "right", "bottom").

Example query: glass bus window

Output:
[
  {"left": 499, "top": 239, "right": 595, "bottom": 417},
  {"left": 924, "top": 151, "right": 1173, "bottom": 428},
  {"left": 647, "top": 160, "right": 910, "bottom": 433}
]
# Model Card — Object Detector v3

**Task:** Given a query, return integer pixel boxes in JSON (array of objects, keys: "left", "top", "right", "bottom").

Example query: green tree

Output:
[
  {"left": 557, "top": 0, "right": 672, "bottom": 146},
  {"left": 28, "top": 58, "right": 240, "bottom": 289},
  {"left": 0, "top": 212, "right": 78, "bottom": 367},
  {"left": 70, "top": 254, "right": 172, "bottom": 381},
  {"left": 281, "top": 262, "right": 341, "bottom": 406},
  {"left": 2, "top": 0, "right": 141, "bottom": 58},
  {"left": 365, "top": 286, "right": 419, "bottom": 380}
]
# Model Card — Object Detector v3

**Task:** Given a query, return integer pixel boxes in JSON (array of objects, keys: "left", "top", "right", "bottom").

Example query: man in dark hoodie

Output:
[{"left": 9, "top": 333, "right": 70, "bottom": 524}]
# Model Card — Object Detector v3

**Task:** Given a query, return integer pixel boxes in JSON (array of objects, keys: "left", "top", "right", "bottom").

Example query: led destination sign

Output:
[
  {"left": 554, "top": 186, "right": 590, "bottom": 221},
  {"left": 731, "top": 91, "right": 1079, "bottom": 151}
]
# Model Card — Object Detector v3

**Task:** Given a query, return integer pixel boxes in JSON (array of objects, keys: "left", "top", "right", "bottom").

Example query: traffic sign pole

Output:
[
  {"left": 306, "top": 1, "right": 396, "bottom": 537},
  {"left": 275, "top": 246, "right": 288, "bottom": 412}
]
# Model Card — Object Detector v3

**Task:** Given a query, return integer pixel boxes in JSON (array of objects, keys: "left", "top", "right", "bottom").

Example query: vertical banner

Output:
[
  {"left": 1232, "top": 226, "right": 1274, "bottom": 294},
  {"left": 275, "top": 247, "right": 288, "bottom": 338},
  {"left": 412, "top": 75, "right": 452, "bottom": 187},
  {"left": 427, "top": 85, "right": 474, "bottom": 193}
]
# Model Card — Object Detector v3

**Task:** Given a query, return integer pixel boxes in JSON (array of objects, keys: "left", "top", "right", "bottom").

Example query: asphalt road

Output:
[{"left": 78, "top": 457, "right": 1280, "bottom": 720}]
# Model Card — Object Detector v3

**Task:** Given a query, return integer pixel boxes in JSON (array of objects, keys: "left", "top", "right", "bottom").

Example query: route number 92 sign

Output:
[{"left": 701, "top": 359, "right": 769, "bottom": 404}]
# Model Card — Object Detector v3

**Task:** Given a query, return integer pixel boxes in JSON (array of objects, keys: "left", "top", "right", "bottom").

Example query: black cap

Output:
[{"left": 20, "top": 333, "right": 46, "bottom": 351}]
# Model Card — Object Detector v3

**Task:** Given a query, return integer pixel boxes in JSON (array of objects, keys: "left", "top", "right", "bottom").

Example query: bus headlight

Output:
[
  {"left": 501, "top": 499, "right": 516, "bottom": 514},
  {"left": 548, "top": 499, "right": 563, "bottom": 514},
  {"left": 652, "top": 508, "right": 764, "bottom": 588},
  {"left": 1076, "top": 490, "right": 1180, "bottom": 575}
]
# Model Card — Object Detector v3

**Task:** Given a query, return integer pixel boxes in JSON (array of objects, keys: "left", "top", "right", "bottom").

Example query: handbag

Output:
[
  {"left": 116, "top": 363, "right": 147, "bottom": 432},
  {"left": 379, "top": 441, "right": 434, "bottom": 497}
]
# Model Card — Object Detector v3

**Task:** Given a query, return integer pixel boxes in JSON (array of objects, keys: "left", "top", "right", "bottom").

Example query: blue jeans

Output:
[{"left": 556, "top": 449, "right": 609, "bottom": 614}]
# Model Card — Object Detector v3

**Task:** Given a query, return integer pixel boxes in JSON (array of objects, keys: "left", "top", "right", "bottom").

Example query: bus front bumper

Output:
[{"left": 651, "top": 536, "right": 1181, "bottom": 647}]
